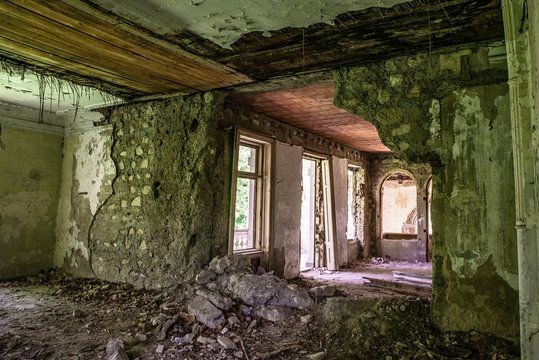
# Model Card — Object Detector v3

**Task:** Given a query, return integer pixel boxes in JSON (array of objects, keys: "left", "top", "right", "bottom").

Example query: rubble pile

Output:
[{"left": 0, "top": 256, "right": 520, "bottom": 360}]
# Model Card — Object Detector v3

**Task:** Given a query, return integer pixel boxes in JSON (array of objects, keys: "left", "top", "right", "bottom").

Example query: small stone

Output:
[
  {"left": 253, "top": 306, "right": 292, "bottom": 322},
  {"left": 247, "top": 319, "right": 257, "bottom": 333},
  {"left": 134, "top": 333, "right": 147, "bottom": 342},
  {"left": 309, "top": 285, "right": 336, "bottom": 298},
  {"left": 106, "top": 338, "right": 124, "bottom": 356},
  {"left": 217, "top": 335, "right": 237, "bottom": 350},
  {"left": 227, "top": 316, "right": 240, "bottom": 326},
  {"left": 308, "top": 351, "right": 326, "bottom": 360},
  {"left": 240, "top": 304, "right": 252, "bottom": 315},
  {"left": 156, "top": 344, "right": 164, "bottom": 353},
  {"left": 136, "top": 146, "right": 143, "bottom": 156},
  {"left": 141, "top": 159, "right": 148, "bottom": 169},
  {"left": 197, "top": 336, "right": 216, "bottom": 345},
  {"left": 131, "top": 197, "right": 141, "bottom": 207},
  {"left": 196, "top": 269, "right": 217, "bottom": 284},
  {"left": 300, "top": 315, "right": 312, "bottom": 324}
]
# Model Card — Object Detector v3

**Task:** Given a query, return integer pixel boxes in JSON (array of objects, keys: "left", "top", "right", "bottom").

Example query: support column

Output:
[{"left": 502, "top": 0, "right": 539, "bottom": 357}]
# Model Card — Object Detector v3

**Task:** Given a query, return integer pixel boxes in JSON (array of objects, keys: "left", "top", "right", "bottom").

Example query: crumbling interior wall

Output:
[
  {"left": 88, "top": 92, "right": 231, "bottom": 289},
  {"left": 54, "top": 126, "right": 115, "bottom": 277},
  {"left": 334, "top": 45, "right": 519, "bottom": 341},
  {"left": 0, "top": 123, "right": 63, "bottom": 279}
]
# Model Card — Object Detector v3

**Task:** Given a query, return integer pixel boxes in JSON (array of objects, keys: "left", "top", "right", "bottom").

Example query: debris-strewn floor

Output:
[
  {"left": 300, "top": 259, "right": 432, "bottom": 297},
  {"left": 0, "top": 257, "right": 519, "bottom": 360}
]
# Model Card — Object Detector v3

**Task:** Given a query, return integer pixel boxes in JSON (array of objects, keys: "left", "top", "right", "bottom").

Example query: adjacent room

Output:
[{"left": 0, "top": 0, "right": 538, "bottom": 359}]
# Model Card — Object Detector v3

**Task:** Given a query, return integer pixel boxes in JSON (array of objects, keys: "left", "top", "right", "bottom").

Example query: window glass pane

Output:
[
  {"left": 238, "top": 145, "right": 257, "bottom": 173},
  {"left": 234, "top": 177, "right": 257, "bottom": 250}
]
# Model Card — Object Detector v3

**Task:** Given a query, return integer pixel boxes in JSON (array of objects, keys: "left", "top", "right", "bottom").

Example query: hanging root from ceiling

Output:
[{"left": 0, "top": 56, "right": 123, "bottom": 123}]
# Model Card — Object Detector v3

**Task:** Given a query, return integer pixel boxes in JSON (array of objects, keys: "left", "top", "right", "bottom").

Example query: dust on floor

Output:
[{"left": 300, "top": 259, "right": 432, "bottom": 297}]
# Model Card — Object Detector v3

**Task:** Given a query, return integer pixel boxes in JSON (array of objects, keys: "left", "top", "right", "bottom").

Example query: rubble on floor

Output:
[{"left": 0, "top": 255, "right": 520, "bottom": 359}]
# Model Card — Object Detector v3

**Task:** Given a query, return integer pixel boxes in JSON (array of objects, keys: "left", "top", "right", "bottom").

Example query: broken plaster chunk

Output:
[
  {"left": 131, "top": 197, "right": 141, "bottom": 207},
  {"left": 253, "top": 305, "right": 292, "bottom": 322},
  {"left": 217, "top": 335, "right": 237, "bottom": 350},
  {"left": 187, "top": 295, "right": 225, "bottom": 329},
  {"left": 309, "top": 285, "right": 336, "bottom": 298}
]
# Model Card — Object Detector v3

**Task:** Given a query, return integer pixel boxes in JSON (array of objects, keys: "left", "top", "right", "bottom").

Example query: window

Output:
[
  {"left": 230, "top": 131, "right": 271, "bottom": 253},
  {"left": 381, "top": 172, "right": 417, "bottom": 235}
]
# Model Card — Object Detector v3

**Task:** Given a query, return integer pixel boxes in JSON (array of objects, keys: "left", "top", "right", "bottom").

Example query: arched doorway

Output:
[{"left": 380, "top": 172, "right": 419, "bottom": 261}]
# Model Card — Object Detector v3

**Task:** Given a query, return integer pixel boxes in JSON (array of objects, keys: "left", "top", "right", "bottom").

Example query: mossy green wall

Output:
[
  {"left": 0, "top": 125, "right": 63, "bottom": 279},
  {"left": 88, "top": 92, "right": 232, "bottom": 288},
  {"left": 334, "top": 46, "right": 519, "bottom": 341}
]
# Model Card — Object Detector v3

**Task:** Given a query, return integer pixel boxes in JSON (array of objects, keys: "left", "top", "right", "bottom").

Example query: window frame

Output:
[{"left": 229, "top": 129, "right": 272, "bottom": 255}]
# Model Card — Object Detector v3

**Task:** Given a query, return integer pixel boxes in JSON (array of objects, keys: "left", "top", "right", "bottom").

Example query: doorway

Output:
[{"left": 300, "top": 158, "right": 316, "bottom": 271}]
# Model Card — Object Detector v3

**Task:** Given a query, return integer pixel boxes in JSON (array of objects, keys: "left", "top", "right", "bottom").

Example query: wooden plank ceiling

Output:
[
  {"left": 0, "top": 0, "right": 252, "bottom": 98},
  {"left": 228, "top": 83, "right": 391, "bottom": 153},
  {"left": 171, "top": 0, "right": 505, "bottom": 81}
]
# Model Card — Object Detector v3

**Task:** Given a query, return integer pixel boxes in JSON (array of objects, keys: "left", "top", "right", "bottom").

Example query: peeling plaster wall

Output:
[
  {"left": 334, "top": 46, "right": 519, "bottom": 341},
  {"left": 332, "top": 156, "right": 349, "bottom": 266},
  {"left": 0, "top": 124, "right": 63, "bottom": 279},
  {"left": 273, "top": 142, "right": 302, "bottom": 279},
  {"left": 54, "top": 127, "right": 115, "bottom": 277},
  {"left": 88, "top": 92, "right": 230, "bottom": 289},
  {"left": 432, "top": 84, "right": 518, "bottom": 341}
]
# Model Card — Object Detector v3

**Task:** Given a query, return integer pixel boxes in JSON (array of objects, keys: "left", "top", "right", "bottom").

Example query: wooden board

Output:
[
  {"left": 364, "top": 276, "right": 432, "bottom": 297},
  {"left": 0, "top": 0, "right": 252, "bottom": 98}
]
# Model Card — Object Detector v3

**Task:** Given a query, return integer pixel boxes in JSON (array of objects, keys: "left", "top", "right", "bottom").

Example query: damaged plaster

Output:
[
  {"left": 54, "top": 126, "right": 115, "bottom": 275},
  {"left": 334, "top": 45, "right": 519, "bottom": 341},
  {"left": 92, "top": 0, "right": 409, "bottom": 48}
]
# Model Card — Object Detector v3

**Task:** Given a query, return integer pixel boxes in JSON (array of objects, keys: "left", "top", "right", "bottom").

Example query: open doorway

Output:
[
  {"left": 380, "top": 172, "right": 419, "bottom": 261},
  {"left": 300, "top": 158, "right": 316, "bottom": 271}
]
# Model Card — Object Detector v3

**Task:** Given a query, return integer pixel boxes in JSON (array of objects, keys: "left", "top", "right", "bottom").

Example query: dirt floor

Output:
[{"left": 0, "top": 261, "right": 519, "bottom": 360}]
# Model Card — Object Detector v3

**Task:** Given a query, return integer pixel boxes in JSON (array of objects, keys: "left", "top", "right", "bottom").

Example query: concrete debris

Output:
[
  {"left": 308, "top": 351, "right": 327, "bottom": 360},
  {"left": 196, "top": 288, "right": 234, "bottom": 310},
  {"left": 208, "top": 254, "right": 252, "bottom": 275},
  {"left": 225, "top": 274, "right": 314, "bottom": 309},
  {"left": 187, "top": 295, "right": 225, "bottom": 329},
  {"left": 217, "top": 335, "right": 237, "bottom": 350},
  {"left": 309, "top": 285, "right": 336, "bottom": 298},
  {"left": 106, "top": 338, "right": 128, "bottom": 360},
  {"left": 197, "top": 336, "right": 217, "bottom": 345},
  {"left": 253, "top": 305, "right": 292, "bottom": 322},
  {"left": 195, "top": 269, "right": 217, "bottom": 284},
  {"left": 155, "top": 317, "right": 176, "bottom": 340},
  {"left": 134, "top": 333, "right": 147, "bottom": 342}
]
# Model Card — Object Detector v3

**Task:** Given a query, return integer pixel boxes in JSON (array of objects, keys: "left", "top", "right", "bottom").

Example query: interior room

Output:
[{"left": 0, "top": 0, "right": 538, "bottom": 359}]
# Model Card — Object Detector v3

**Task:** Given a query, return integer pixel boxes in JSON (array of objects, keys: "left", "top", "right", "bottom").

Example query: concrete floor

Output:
[{"left": 299, "top": 259, "right": 432, "bottom": 297}]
